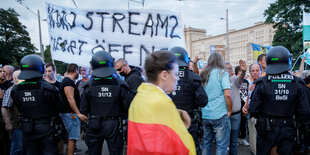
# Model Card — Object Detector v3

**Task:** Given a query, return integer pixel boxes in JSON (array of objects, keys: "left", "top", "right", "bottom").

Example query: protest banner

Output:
[{"left": 46, "top": 3, "right": 185, "bottom": 67}]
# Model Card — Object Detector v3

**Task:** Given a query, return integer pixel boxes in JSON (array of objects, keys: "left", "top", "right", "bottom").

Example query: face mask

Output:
[{"left": 119, "top": 71, "right": 126, "bottom": 77}]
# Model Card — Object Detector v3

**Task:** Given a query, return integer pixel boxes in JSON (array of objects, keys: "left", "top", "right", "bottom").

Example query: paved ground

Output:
[{"left": 74, "top": 139, "right": 252, "bottom": 155}]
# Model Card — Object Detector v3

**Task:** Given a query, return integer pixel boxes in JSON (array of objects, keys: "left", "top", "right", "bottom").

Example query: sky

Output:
[{"left": 0, "top": 0, "right": 277, "bottom": 52}]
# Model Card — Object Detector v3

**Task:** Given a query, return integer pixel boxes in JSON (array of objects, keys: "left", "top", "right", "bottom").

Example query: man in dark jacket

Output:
[{"left": 115, "top": 58, "right": 144, "bottom": 91}]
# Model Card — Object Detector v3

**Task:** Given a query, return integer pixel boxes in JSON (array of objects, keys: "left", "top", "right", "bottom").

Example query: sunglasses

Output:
[{"left": 116, "top": 66, "right": 123, "bottom": 71}]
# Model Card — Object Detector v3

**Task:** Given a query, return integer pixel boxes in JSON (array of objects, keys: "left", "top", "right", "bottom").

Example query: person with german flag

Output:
[{"left": 127, "top": 50, "right": 196, "bottom": 155}]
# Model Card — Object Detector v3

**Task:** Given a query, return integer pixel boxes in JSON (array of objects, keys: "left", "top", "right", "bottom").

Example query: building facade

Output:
[{"left": 184, "top": 22, "right": 275, "bottom": 67}]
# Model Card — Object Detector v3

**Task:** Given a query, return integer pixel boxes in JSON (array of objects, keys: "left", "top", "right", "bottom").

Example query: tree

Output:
[
  {"left": 0, "top": 8, "right": 36, "bottom": 67},
  {"left": 264, "top": 0, "right": 310, "bottom": 67}
]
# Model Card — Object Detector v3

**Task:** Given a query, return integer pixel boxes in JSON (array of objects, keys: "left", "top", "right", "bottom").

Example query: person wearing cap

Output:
[
  {"left": 10, "top": 54, "right": 62, "bottom": 154},
  {"left": 80, "top": 51, "right": 131, "bottom": 155},
  {"left": 168, "top": 46, "right": 208, "bottom": 154},
  {"left": 249, "top": 46, "right": 310, "bottom": 154}
]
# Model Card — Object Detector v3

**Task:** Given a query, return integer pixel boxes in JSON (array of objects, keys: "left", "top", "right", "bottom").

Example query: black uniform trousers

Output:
[
  {"left": 257, "top": 127, "right": 295, "bottom": 155},
  {"left": 0, "top": 121, "right": 11, "bottom": 155},
  {"left": 85, "top": 119, "right": 123, "bottom": 155},
  {"left": 23, "top": 122, "right": 58, "bottom": 155},
  {"left": 188, "top": 117, "right": 201, "bottom": 155}
]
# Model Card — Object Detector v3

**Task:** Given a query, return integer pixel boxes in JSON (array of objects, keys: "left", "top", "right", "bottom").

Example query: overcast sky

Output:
[{"left": 1, "top": 0, "right": 276, "bottom": 51}]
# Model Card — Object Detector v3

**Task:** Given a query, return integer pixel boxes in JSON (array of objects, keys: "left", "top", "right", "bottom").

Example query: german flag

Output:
[{"left": 127, "top": 83, "right": 196, "bottom": 155}]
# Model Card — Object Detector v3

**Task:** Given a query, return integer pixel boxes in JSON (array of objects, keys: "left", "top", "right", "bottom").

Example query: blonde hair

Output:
[{"left": 12, "top": 70, "right": 21, "bottom": 84}]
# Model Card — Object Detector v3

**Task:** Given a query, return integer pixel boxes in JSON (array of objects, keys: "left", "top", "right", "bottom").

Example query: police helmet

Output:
[
  {"left": 90, "top": 51, "right": 116, "bottom": 77},
  {"left": 169, "top": 46, "right": 190, "bottom": 67},
  {"left": 18, "top": 54, "right": 45, "bottom": 80},
  {"left": 265, "top": 46, "right": 293, "bottom": 74}
]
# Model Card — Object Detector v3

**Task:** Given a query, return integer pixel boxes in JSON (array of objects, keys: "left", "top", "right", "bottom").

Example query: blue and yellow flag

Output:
[{"left": 251, "top": 43, "right": 272, "bottom": 59}]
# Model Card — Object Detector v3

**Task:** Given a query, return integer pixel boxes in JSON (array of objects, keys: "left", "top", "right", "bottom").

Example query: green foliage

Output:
[
  {"left": 0, "top": 8, "right": 36, "bottom": 67},
  {"left": 44, "top": 45, "right": 52, "bottom": 63},
  {"left": 54, "top": 60, "right": 68, "bottom": 75},
  {"left": 264, "top": 0, "right": 310, "bottom": 70},
  {"left": 44, "top": 45, "right": 67, "bottom": 75}
]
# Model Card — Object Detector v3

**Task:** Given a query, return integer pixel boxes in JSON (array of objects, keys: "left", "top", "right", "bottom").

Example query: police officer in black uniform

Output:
[
  {"left": 168, "top": 46, "right": 208, "bottom": 154},
  {"left": 80, "top": 51, "right": 131, "bottom": 155},
  {"left": 249, "top": 46, "right": 310, "bottom": 154},
  {"left": 11, "top": 54, "right": 62, "bottom": 155}
]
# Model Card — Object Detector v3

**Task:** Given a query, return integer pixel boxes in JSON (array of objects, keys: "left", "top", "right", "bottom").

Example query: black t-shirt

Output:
[
  {"left": 53, "top": 81, "right": 61, "bottom": 90},
  {"left": 0, "top": 80, "right": 13, "bottom": 91},
  {"left": 239, "top": 79, "right": 249, "bottom": 105},
  {"left": 60, "top": 77, "right": 80, "bottom": 113},
  {"left": 0, "top": 80, "right": 13, "bottom": 119}
]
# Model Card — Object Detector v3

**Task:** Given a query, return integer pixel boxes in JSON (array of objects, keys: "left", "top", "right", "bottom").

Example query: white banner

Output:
[
  {"left": 46, "top": 3, "right": 186, "bottom": 67},
  {"left": 303, "top": 11, "right": 310, "bottom": 26}
]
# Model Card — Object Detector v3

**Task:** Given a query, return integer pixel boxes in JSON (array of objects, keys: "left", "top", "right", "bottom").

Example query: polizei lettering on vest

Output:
[{"left": 268, "top": 74, "right": 294, "bottom": 80}]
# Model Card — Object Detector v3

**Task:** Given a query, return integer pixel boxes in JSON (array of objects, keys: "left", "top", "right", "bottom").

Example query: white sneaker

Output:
[{"left": 239, "top": 139, "right": 250, "bottom": 146}]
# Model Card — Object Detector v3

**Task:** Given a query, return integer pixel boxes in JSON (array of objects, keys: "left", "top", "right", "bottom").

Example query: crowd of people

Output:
[{"left": 0, "top": 45, "right": 309, "bottom": 155}]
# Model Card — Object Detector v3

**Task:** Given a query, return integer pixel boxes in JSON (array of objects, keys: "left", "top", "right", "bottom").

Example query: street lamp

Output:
[
  {"left": 37, "top": 10, "right": 44, "bottom": 61},
  {"left": 220, "top": 9, "right": 229, "bottom": 62},
  {"left": 37, "top": 10, "right": 47, "bottom": 61}
]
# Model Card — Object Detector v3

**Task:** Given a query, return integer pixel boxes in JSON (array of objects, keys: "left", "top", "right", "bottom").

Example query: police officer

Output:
[
  {"left": 11, "top": 54, "right": 62, "bottom": 154},
  {"left": 168, "top": 46, "right": 208, "bottom": 154},
  {"left": 249, "top": 46, "right": 310, "bottom": 154},
  {"left": 80, "top": 51, "right": 131, "bottom": 155}
]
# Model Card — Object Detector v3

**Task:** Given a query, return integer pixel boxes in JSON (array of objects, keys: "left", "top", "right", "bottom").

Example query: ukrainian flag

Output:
[
  {"left": 128, "top": 83, "right": 196, "bottom": 155},
  {"left": 251, "top": 43, "right": 272, "bottom": 59}
]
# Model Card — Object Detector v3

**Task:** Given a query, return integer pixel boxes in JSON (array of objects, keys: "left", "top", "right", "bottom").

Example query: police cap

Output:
[
  {"left": 18, "top": 54, "right": 45, "bottom": 80},
  {"left": 90, "top": 51, "right": 116, "bottom": 77}
]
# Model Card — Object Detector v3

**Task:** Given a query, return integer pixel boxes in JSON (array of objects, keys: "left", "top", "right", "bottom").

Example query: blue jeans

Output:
[
  {"left": 202, "top": 114, "right": 231, "bottom": 155},
  {"left": 10, "top": 128, "right": 23, "bottom": 155},
  {"left": 59, "top": 113, "right": 80, "bottom": 140},
  {"left": 229, "top": 113, "right": 241, "bottom": 155}
]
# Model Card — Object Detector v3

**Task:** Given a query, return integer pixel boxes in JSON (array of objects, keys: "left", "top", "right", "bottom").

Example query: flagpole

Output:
[{"left": 292, "top": 51, "right": 303, "bottom": 70}]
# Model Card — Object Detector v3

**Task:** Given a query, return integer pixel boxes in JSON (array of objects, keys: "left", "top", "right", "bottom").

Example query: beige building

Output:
[{"left": 184, "top": 22, "right": 275, "bottom": 67}]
